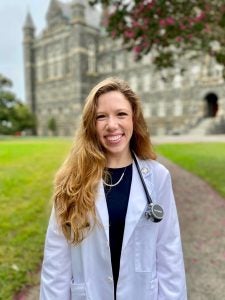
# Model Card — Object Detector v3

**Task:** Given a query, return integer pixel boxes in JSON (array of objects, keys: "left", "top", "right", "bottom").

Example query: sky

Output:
[{"left": 0, "top": 0, "right": 70, "bottom": 102}]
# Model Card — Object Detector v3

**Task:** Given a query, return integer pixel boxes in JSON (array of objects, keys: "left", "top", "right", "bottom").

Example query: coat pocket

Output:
[
  {"left": 134, "top": 222, "right": 156, "bottom": 272},
  {"left": 70, "top": 281, "right": 87, "bottom": 300}
]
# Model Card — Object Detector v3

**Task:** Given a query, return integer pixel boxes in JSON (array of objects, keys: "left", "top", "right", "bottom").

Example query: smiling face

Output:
[{"left": 96, "top": 91, "right": 133, "bottom": 165}]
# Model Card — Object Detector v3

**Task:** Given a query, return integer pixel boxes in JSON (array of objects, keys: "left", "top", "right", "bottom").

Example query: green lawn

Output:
[
  {"left": 0, "top": 138, "right": 72, "bottom": 299},
  {"left": 1, "top": 138, "right": 225, "bottom": 298},
  {"left": 156, "top": 142, "right": 225, "bottom": 198}
]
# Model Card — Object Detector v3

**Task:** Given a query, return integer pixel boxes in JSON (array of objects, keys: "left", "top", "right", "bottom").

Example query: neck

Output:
[{"left": 106, "top": 151, "right": 133, "bottom": 168}]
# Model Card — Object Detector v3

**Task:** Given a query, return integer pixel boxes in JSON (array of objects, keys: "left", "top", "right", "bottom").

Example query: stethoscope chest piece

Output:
[
  {"left": 145, "top": 203, "right": 164, "bottom": 223},
  {"left": 131, "top": 151, "right": 164, "bottom": 223}
]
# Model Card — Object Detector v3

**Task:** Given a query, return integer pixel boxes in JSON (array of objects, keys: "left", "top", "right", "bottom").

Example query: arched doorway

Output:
[{"left": 204, "top": 92, "right": 218, "bottom": 117}]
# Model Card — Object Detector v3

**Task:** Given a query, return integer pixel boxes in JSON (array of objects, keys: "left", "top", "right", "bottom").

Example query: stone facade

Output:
[{"left": 23, "top": 0, "right": 225, "bottom": 136}]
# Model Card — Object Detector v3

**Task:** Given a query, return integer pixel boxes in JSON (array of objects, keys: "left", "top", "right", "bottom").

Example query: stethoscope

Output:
[{"left": 131, "top": 152, "right": 164, "bottom": 223}]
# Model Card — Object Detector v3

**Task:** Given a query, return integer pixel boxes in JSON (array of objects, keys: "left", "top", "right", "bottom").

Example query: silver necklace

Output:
[{"left": 103, "top": 167, "right": 127, "bottom": 187}]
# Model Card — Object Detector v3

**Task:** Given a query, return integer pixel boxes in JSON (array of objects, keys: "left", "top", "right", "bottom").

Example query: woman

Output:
[{"left": 40, "top": 77, "right": 187, "bottom": 300}]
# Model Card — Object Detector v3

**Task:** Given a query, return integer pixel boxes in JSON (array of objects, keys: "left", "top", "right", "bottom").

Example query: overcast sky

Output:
[{"left": 0, "top": 0, "right": 70, "bottom": 102}]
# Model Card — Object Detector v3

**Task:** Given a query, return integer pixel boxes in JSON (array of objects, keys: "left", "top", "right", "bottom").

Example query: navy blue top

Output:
[{"left": 103, "top": 163, "right": 133, "bottom": 295}]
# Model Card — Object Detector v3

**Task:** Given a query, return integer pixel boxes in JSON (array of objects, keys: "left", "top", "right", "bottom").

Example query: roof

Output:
[
  {"left": 24, "top": 12, "right": 35, "bottom": 29},
  {"left": 46, "top": 0, "right": 101, "bottom": 29}
]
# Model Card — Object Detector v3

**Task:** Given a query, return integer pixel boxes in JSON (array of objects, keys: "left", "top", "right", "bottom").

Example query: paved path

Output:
[
  {"left": 19, "top": 137, "right": 225, "bottom": 300},
  {"left": 159, "top": 156, "right": 225, "bottom": 300},
  {"left": 152, "top": 134, "right": 225, "bottom": 144}
]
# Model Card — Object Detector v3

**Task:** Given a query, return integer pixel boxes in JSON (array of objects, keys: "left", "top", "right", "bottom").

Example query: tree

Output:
[
  {"left": 89, "top": 0, "right": 225, "bottom": 70},
  {"left": 47, "top": 117, "right": 57, "bottom": 136},
  {"left": 0, "top": 74, "right": 36, "bottom": 135}
]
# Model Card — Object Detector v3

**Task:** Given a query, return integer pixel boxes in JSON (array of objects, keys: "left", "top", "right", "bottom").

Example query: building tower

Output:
[
  {"left": 23, "top": 12, "right": 36, "bottom": 115},
  {"left": 46, "top": 0, "right": 65, "bottom": 28},
  {"left": 70, "top": 0, "right": 90, "bottom": 104}
]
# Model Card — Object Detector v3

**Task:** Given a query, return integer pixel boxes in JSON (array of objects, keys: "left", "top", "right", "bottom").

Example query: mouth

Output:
[{"left": 105, "top": 134, "right": 123, "bottom": 144}]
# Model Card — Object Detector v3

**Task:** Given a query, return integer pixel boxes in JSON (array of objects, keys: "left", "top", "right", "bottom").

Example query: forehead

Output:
[{"left": 96, "top": 91, "right": 132, "bottom": 111}]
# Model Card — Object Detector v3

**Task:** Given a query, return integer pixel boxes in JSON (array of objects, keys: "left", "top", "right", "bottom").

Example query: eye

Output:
[
  {"left": 117, "top": 112, "right": 128, "bottom": 117},
  {"left": 96, "top": 114, "right": 106, "bottom": 120}
]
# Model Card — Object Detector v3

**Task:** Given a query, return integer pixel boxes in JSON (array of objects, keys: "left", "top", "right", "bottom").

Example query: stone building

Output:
[{"left": 23, "top": 0, "right": 225, "bottom": 136}]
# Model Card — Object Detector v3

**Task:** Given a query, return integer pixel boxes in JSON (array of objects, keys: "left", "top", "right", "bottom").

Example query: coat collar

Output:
[{"left": 95, "top": 156, "right": 153, "bottom": 247}]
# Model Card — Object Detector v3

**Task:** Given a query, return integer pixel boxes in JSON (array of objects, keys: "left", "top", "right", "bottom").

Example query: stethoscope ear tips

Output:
[{"left": 145, "top": 203, "right": 164, "bottom": 222}]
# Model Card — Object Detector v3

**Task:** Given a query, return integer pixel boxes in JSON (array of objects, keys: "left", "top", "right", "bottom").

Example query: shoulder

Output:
[
  {"left": 139, "top": 158, "right": 170, "bottom": 178},
  {"left": 138, "top": 159, "right": 173, "bottom": 194}
]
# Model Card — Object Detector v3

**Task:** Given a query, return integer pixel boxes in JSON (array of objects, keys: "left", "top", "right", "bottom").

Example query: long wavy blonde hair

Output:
[{"left": 54, "top": 77, "right": 156, "bottom": 244}]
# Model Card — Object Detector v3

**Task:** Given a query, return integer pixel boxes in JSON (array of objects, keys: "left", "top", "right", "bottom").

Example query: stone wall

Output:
[{"left": 23, "top": 1, "right": 225, "bottom": 136}]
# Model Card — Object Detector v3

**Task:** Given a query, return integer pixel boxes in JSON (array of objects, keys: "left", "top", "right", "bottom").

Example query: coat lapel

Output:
[
  {"left": 122, "top": 158, "right": 153, "bottom": 252},
  {"left": 95, "top": 158, "right": 154, "bottom": 250},
  {"left": 95, "top": 180, "right": 110, "bottom": 242}
]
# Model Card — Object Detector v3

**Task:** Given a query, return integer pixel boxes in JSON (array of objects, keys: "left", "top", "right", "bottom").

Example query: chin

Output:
[{"left": 106, "top": 146, "right": 129, "bottom": 156}]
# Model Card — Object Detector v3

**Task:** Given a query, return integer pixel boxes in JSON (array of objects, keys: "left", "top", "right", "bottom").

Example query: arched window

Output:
[
  {"left": 142, "top": 73, "right": 151, "bottom": 92},
  {"left": 115, "top": 53, "right": 124, "bottom": 70},
  {"left": 158, "top": 101, "right": 166, "bottom": 117},
  {"left": 143, "top": 103, "right": 151, "bottom": 117},
  {"left": 129, "top": 75, "right": 138, "bottom": 92},
  {"left": 173, "top": 99, "right": 183, "bottom": 116},
  {"left": 204, "top": 93, "right": 218, "bottom": 117},
  {"left": 88, "top": 44, "right": 96, "bottom": 74}
]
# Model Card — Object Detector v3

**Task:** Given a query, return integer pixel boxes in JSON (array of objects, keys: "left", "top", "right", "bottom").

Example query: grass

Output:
[
  {"left": 156, "top": 142, "right": 225, "bottom": 198},
  {"left": 1, "top": 138, "right": 225, "bottom": 298},
  {"left": 0, "top": 138, "right": 72, "bottom": 299}
]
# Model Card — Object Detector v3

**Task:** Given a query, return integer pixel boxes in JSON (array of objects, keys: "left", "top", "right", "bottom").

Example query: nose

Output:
[{"left": 106, "top": 116, "right": 118, "bottom": 130}]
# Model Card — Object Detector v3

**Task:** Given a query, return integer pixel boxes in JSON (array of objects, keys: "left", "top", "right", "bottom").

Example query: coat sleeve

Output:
[
  {"left": 40, "top": 207, "right": 72, "bottom": 300},
  {"left": 155, "top": 167, "right": 187, "bottom": 300}
]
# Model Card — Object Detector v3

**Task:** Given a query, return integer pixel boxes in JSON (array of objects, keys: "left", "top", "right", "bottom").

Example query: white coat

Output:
[{"left": 40, "top": 158, "right": 187, "bottom": 300}]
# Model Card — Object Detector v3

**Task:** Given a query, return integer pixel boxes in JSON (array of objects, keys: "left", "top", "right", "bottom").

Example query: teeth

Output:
[{"left": 106, "top": 135, "right": 122, "bottom": 142}]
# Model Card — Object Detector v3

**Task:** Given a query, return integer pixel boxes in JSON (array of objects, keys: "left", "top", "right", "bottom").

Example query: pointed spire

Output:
[
  {"left": 47, "top": 0, "right": 62, "bottom": 18},
  {"left": 71, "top": 0, "right": 85, "bottom": 23},
  {"left": 24, "top": 12, "right": 35, "bottom": 29},
  {"left": 72, "top": 0, "right": 84, "bottom": 4}
]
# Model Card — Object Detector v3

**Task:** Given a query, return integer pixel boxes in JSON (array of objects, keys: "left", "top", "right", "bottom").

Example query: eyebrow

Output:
[{"left": 96, "top": 108, "right": 131, "bottom": 114}]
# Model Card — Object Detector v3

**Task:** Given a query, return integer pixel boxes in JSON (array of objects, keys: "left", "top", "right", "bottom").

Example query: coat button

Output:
[{"left": 107, "top": 276, "right": 113, "bottom": 282}]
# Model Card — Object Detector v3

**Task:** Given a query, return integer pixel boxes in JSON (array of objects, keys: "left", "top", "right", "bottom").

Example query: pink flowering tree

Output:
[{"left": 89, "top": 0, "right": 225, "bottom": 70}]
